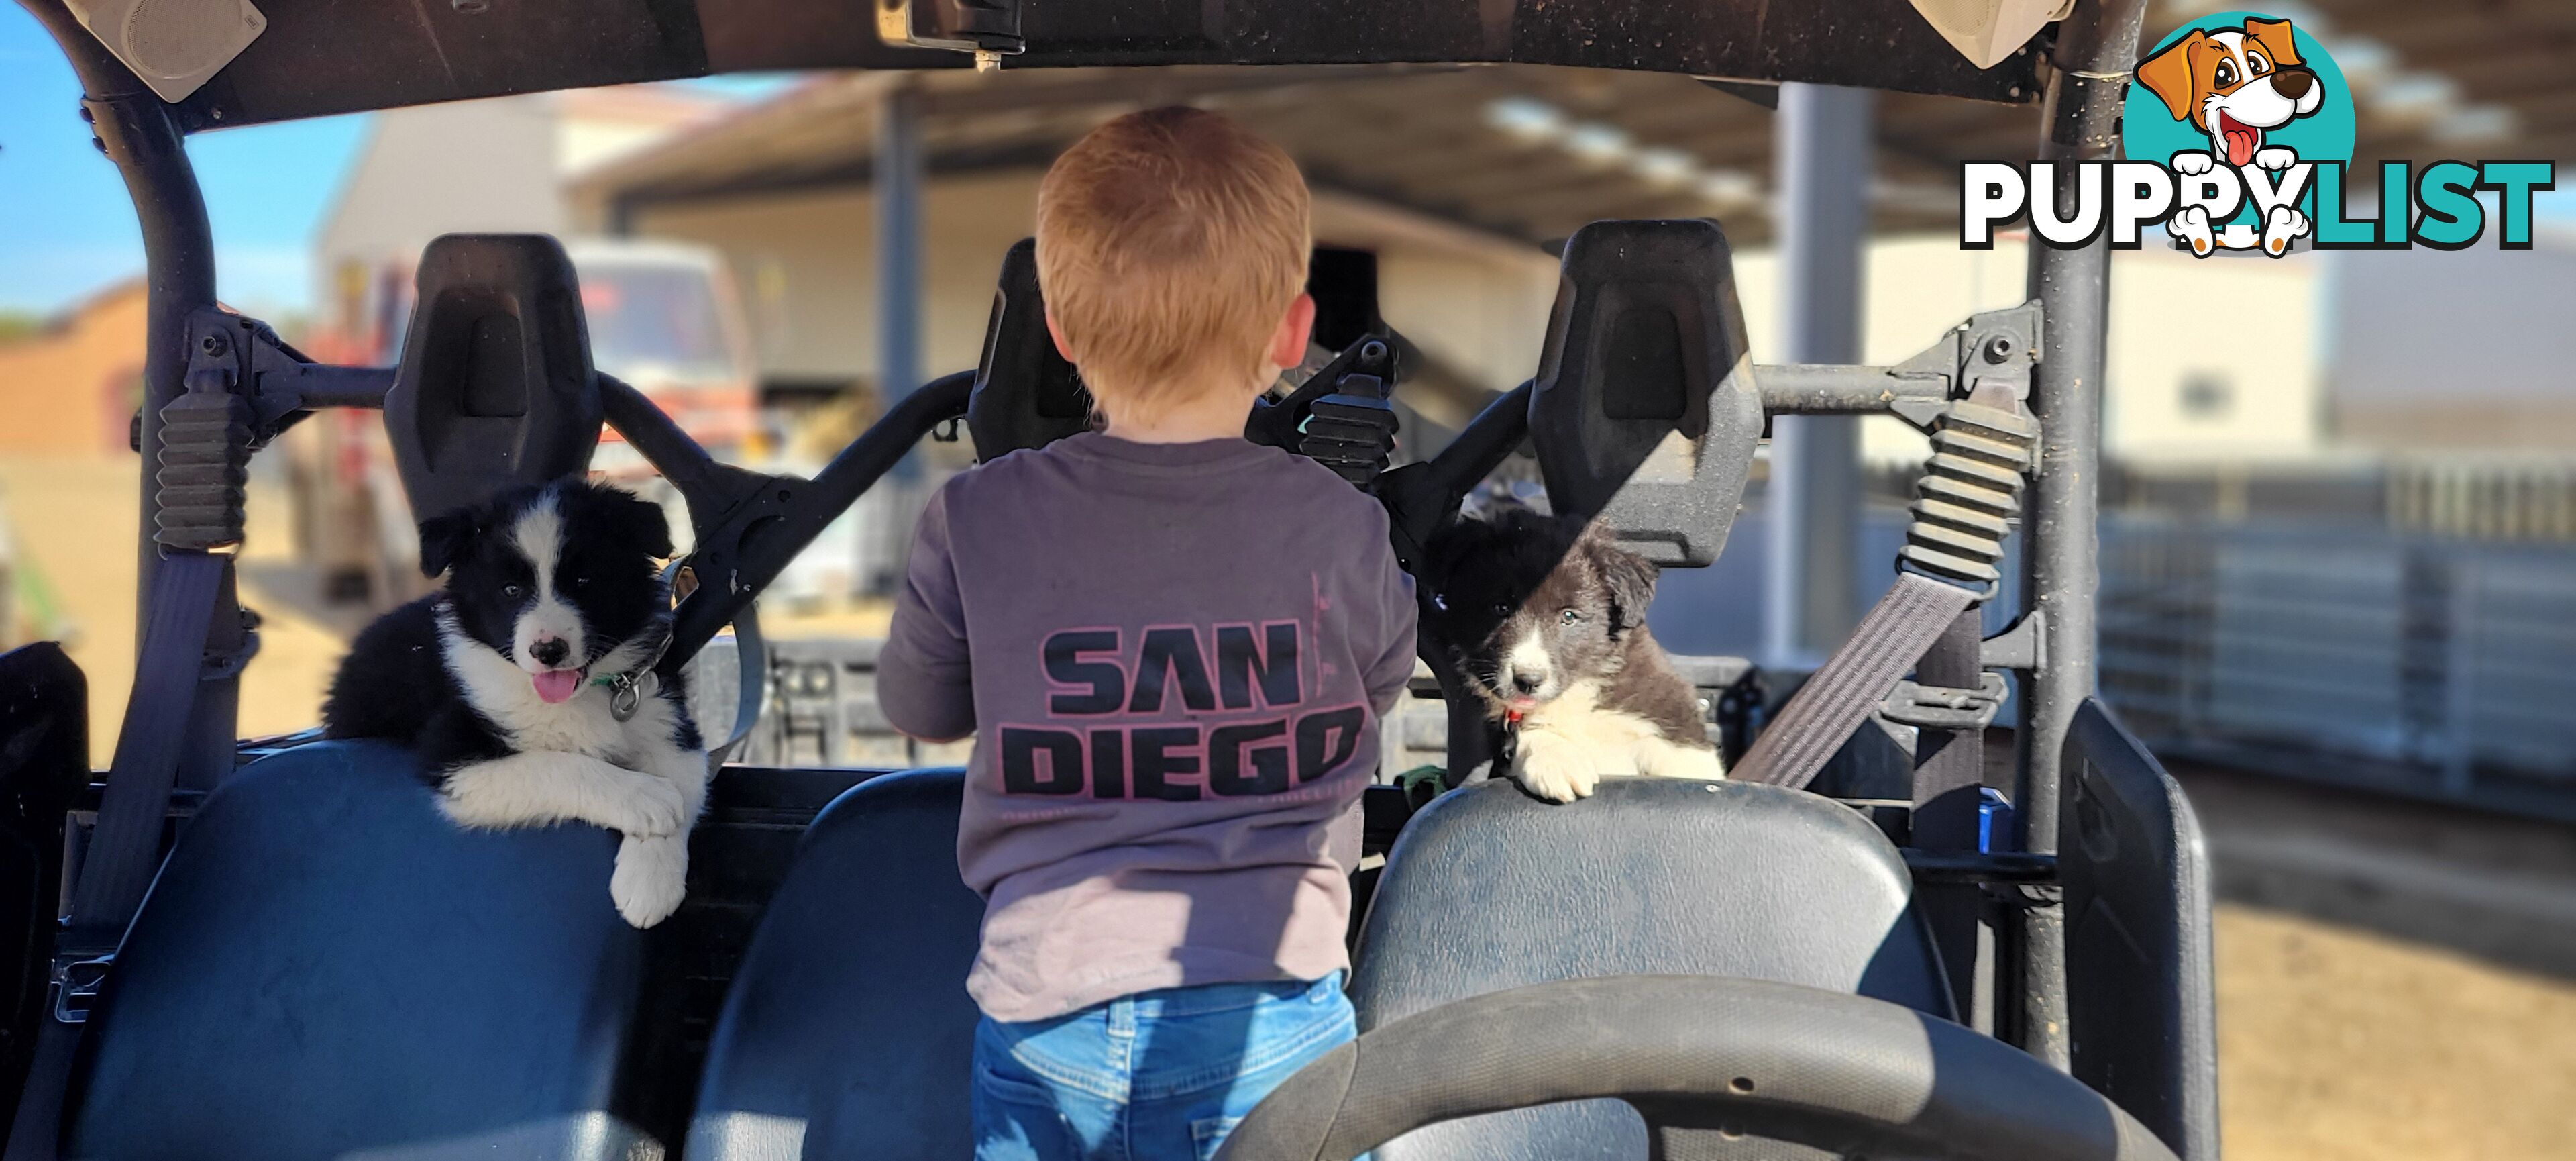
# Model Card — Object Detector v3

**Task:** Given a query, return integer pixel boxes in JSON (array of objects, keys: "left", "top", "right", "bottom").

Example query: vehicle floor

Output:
[{"left": 3, "top": 453, "right": 2571, "bottom": 1159}]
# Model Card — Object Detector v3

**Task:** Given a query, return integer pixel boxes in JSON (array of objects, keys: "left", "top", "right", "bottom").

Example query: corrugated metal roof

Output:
[{"left": 570, "top": 0, "right": 2575, "bottom": 248}]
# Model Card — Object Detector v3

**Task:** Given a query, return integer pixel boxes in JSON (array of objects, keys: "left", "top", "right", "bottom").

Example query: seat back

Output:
[
  {"left": 1349, "top": 778, "right": 1950, "bottom": 1161},
  {"left": 386, "top": 233, "right": 603, "bottom": 523},
  {"left": 64, "top": 741, "right": 653, "bottom": 1161},
  {"left": 687, "top": 768, "right": 983, "bottom": 1160}
]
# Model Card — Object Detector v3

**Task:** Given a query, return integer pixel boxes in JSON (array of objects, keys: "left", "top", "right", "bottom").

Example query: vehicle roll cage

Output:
[{"left": 18, "top": 0, "right": 2147, "bottom": 1082}]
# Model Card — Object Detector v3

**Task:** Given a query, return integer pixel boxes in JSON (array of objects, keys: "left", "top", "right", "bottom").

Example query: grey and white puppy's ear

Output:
[
  {"left": 604, "top": 489, "right": 676, "bottom": 560},
  {"left": 417, "top": 505, "right": 484, "bottom": 578},
  {"left": 1579, "top": 521, "right": 1658, "bottom": 629}
]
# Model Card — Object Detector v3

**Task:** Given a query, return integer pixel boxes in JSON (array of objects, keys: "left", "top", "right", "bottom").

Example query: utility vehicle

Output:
[{"left": 0, "top": 1, "right": 2212, "bottom": 1158}]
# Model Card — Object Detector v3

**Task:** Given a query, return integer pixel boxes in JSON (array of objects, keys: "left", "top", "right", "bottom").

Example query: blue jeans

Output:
[{"left": 972, "top": 973, "right": 1360, "bottom": 1161}]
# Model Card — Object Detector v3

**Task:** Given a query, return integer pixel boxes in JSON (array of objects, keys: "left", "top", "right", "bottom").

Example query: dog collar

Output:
[
  {"left": 1503, "top": 707, "right": 1524, "bottom": 726},
  {"left": 589, "top": 625, "right": 674, "bottom": 723}
]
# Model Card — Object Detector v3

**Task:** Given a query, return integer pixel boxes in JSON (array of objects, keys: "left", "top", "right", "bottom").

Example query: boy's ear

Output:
[
  {"left": 1044, "top": 307, "right": 1078, "bottom": 364},
  {"left": 1267, "top": 293, "right": 1316, "bottom": 370},
  {"left": 417, "top": 507, "right": 482, "bottom": 578}
]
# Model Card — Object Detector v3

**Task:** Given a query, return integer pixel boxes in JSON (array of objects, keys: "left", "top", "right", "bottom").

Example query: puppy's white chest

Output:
[
  {"left": 480, "top": 683, "right": 645, "bottom": 764},
  {"left": 1511, "top": 681, "right": 1724, "bottom": 799},
  {"left": 1519, "top": 683, "right": 1662, "bottom": 758},
  {"left": 504, "top": 700, "right": 630, "bottom": 760},
  {"left": 443, "top": 632, "right": 664, "bottom": 764}
]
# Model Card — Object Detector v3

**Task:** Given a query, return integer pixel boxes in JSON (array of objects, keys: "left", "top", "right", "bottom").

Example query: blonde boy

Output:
[{"left": 879, "top": 107, "right": 1415, "bottom": 1161}]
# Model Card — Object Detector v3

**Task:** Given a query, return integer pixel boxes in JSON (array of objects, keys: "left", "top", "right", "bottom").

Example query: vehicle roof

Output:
[
  {"left": 151, "top": 0, "right": 2039, "bottom": 131},
  {"left": 576, "top": 66, "right": 2015, "bottom": 250}
]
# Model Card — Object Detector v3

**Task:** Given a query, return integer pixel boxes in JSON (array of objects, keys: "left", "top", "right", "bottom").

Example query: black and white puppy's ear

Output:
[
  {"left": 417, "top": 506, "right": 484, "bottom": 578},
  {"left": 1579, "top": 521, "right": 1658, "bottom": 631},
  {"left": 604, "top": 489, "right": 676, "bottom": 561}
]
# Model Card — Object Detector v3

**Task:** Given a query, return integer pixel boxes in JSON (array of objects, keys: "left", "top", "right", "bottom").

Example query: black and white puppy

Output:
[
  {"left": 1421, "top": 507, "right": 1723, "bottom": 803},
  {"left": 323, "top": 478, "right": 708, "bottom": 927}
]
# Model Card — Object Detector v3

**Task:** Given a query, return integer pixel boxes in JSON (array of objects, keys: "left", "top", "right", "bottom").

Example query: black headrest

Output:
[
  {"left": 385, "top": 234, "right": 603, "bottom": 523},
  {"left": 1307, "top": 246, "right": 1384, "bottom": 354},
  {"left": 965, "top": 238, "right": 1391, "bottom": 462},
  {"left": 967, "top": 239, "right": 1093, "bottom": 462},
  {"left": 1527, "top": 219, "right": 1762, "bottom": 568}
]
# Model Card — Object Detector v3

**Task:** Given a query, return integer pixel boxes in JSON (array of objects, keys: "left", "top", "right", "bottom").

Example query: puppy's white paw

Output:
[
  {"left": 1640, "top": 739, "right": 1725, "bottom": 782},
  {"left": 611, "top": 774, "right": 690, "bottom": 838},
  {"left": 2167, "top": 205, "right": 2216, "bottom": 256},
  {"left": 1511, "top": 734, "right": 1601, "bottom": 804},
  {"left": 435, "top": 791, "right": 505, "bottom": 831},
  {"left": 2261, "top": 205, "right": 2311, "bottom": 256},
  {"left": 2172, "top": 151, "right": 2216, "bottom": 176},
  {"left": 2252, "top": 146, "right": 2296, "bottom": 171},
  {"left": 611, "top": 834, "right": 688, "bottom": 929}
]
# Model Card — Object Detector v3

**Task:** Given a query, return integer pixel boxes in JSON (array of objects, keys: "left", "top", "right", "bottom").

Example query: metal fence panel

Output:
[{"left": 2101, "top": 517, "right": 2576, "bottom": 820}]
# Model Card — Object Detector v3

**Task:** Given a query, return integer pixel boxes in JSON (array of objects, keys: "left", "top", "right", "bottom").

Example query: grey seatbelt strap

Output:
[
  {"left": 73, "top": 552, "right": 231, "bottom": 927},
  {"left": 1907, "top": 608, "right": 1993, "bottom": 1025},
  {"left": 707, "top": 604, "right": 767, "bottom": 770},
  {"left": 1729, "top": 570, "right": 1978, "bottom": 790},
  {"left": 5, "top": 550, "right": 230, "bottom": 1161}
]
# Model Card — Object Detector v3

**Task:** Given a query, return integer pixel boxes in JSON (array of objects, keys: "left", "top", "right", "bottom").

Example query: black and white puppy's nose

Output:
[
  {"left": 1511, "top": 670, "right": 1545, "bottom": 695},
  {"left": 529, "top": 637, "right": 570, "bottom": 668}
]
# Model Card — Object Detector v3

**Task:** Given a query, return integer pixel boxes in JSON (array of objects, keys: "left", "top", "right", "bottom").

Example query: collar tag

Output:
[
  {"left": 606, "top": 673, "right": 653, "bottom": 722},
  {"left": 594, "top": 620, "right": 676, "bottom": 724}
]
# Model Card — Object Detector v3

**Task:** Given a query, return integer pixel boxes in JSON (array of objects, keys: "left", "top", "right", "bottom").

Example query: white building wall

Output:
[
  {"left": 634, "top": 174, "right": 1566, "bottom": 394},
  {"left": 1729, "top": 235, "right": 2324, "bottom": 466},
  {"left": 625, "top": 192, "right": 2327, "bottom": 466}
]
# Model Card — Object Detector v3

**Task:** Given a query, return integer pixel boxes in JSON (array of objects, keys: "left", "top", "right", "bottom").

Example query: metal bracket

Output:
[
  {"left": 186, "top": 309, "right": 396, "bottom": 446},
  {"left": 200, "top": 609, "right": 263, "bottom": 681},
  {"left": 1881, "top": 672, "right": 2010, "bottom": 731},
  {"left": 1245, "top": 334, "right": 1397, "bottom": 457},
  {"left": 1988, "top": 882, "right": 2064, "bottom": 910},
  {"left": 49, "top": 954, "right": 113, "bottom": 1025},
  {"left": 1980, "top": 611, "right": 2046, "bottom": 672},
  {"left": 1886, "top": 301, "right": 2045, "bottom": 431}
]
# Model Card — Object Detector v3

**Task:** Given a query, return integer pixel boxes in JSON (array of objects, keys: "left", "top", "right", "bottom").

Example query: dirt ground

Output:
[
  {"left": 2214, "top": 905, "right": 2576, "bottom": 1160},
  {"left": 5, "top": 452, "right": 2574, "bottom": 1160}
]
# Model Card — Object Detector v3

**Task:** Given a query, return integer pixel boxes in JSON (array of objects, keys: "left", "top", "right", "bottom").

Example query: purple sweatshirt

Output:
[{"left": 878, "top": 432, "right": 1418, "bottom": 1022}]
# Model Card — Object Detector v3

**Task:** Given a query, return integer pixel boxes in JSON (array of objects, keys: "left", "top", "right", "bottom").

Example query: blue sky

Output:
[
  {"left": 0, "top": 4, "right": 369, "bottom": 315},
  {"left": 0, "top": 8, "right": 792, "bottom": 319}
]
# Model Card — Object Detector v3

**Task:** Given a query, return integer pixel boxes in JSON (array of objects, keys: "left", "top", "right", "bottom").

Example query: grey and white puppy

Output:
[{"left": 1420, "top": 506, "right": 1723, "bottom": 803}]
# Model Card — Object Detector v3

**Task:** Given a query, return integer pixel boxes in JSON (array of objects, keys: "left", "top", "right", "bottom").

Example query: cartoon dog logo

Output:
[{"left": 2136, "top": 16, "right": 2326, "bottom": 255}]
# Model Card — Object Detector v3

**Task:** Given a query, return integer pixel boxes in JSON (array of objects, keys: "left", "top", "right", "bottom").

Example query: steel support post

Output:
[
  {"left": 1765, "top": 83, "right": 1874, "bottom": 665},
  {"left": 870, "top": 81, "right": 928, "bottom": 593},
  {"left": 21, "top": 0, "right": 238, "bottom": 787},
  {"left": 2015, "top": 0, "right": 2151, "bottom": 1070}
]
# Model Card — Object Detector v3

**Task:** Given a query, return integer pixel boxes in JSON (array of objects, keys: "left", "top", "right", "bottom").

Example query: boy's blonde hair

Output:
[{"left": 1035, "top": 106, "right": 1311, "bottom": 423}]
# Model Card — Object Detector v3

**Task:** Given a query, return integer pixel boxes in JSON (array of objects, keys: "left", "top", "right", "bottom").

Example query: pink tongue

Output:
[
  {"left": 532, "top": 670, "right": 581, "bottom": 705},
  {"left": 2224, "top": 127, "right": 2257, "bottom": 167}
]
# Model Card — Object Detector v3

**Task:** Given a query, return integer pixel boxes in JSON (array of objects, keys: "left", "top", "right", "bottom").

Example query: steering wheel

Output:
[{"left": 1213, "top": 976, "right": 2180, "bottom": 1161}]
